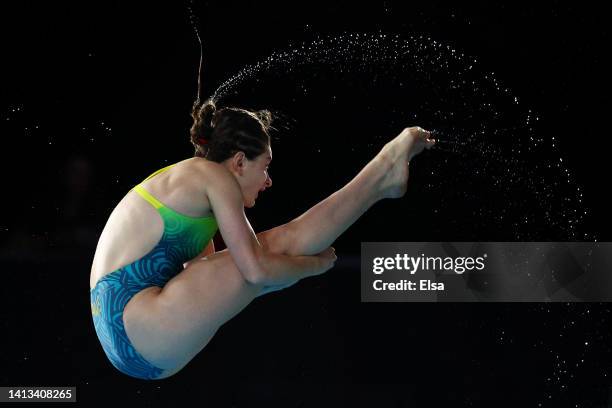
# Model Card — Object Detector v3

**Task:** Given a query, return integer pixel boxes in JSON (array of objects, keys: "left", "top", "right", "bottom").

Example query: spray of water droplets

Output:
[{"left": 207, "top": 32, "right": 594, "bottom": 242}]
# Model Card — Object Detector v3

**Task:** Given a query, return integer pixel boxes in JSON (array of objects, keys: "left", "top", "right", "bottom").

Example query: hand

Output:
[
  {"left": 315, "top": 246, "right": 337, "bottom": 274},
  {"left": 402, "top": 126, "right": 436, "bottom": 161}
]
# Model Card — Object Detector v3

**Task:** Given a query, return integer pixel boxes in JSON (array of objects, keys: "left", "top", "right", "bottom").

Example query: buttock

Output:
[{"left": 90, "top": 268, "right": 166, "bottom": 380}]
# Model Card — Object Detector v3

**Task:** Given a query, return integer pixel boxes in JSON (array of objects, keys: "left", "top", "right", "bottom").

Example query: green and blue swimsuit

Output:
[{"left": 90, "top": 164, "right": 217, "bottom": 379}]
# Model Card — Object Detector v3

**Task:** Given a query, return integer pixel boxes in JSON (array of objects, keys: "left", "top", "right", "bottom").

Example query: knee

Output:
[{"left": 257, "top": 221, "right": 299, "bottom": 255}]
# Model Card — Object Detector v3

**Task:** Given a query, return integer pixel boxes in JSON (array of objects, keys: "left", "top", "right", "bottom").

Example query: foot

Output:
[{"left": 377, "top": 127, "right": 436, "bottom": 199}]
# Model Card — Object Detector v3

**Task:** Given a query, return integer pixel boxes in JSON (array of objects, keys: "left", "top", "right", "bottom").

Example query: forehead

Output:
[{"left": 264, "top": 145, "right": 272, "bottom": 161}]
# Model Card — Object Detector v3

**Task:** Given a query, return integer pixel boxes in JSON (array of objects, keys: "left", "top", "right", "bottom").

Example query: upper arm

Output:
[{"left": 203, "top": 163, "right": 265, "bottom": 284}]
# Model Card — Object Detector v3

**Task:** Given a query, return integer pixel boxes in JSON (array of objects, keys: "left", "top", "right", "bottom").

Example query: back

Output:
[{"left": 89, "top": 158, "right": 213, "bottom": 289}]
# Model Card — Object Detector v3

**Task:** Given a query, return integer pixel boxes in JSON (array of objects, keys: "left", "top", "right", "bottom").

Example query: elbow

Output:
[
  {"left": 244, "top": 272, "right": 266, "bottom": 286},
  {"left": 241, "top": 249, "right": 268, "bottom": 286},
  {"left": 243, "top": 267, "right": 267, "bottom": 286}
]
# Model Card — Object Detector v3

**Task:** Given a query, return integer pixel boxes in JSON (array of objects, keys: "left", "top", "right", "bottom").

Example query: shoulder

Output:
[
  {"left": 187, "top": 158, "right": 240, "bottom": 193},
  {"left": 188, "top": 158, "right": 232, "bottom": 181},
  {"left": 187, "top": 158, "right": 245, "bottom": 214}
]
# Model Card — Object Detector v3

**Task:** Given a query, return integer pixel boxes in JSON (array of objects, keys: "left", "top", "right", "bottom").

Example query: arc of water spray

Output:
[{"left": 184, "top": 13, "right": 456, "bottom": 157}]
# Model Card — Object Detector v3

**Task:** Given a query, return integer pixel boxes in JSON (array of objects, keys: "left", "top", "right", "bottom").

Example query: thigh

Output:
[
  {"left": 123, "top": 249, "right": 261, "bottom": 374},
  {"left": 121, "top": 224, "right": 294, "bottom": 376}
]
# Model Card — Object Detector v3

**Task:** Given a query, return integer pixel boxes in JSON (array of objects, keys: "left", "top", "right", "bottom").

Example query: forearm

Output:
[{"left": 257, "top": 252, "right": 323, "bottom": 286}]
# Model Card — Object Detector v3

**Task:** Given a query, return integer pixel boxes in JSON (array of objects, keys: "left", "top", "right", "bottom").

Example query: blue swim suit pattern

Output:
[{"left": 90, "top": 164, "right": 218, "bottom": 379}]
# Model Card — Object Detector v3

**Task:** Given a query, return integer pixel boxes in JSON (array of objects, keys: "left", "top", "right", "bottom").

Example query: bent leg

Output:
[{"left": 122, "top": 226, "right": 300, "bottom": 378}]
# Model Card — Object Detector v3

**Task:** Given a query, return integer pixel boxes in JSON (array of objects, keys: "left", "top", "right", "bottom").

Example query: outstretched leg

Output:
[{"left": 261, "top": 127, "right": 434, "bottom": 256}]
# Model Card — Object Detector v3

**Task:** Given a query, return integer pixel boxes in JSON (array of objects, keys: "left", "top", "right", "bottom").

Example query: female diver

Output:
[{"left": 89, "top": 97, "right": 436, "bottom": 380}]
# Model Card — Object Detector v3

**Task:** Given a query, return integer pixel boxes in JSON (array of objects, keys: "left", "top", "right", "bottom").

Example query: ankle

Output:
[{"left": 369, "top": 155, "right": 395, "bottom": 200}]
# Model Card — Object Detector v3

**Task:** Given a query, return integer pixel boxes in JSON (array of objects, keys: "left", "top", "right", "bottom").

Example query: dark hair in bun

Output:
[{"left": 190, "top": 98, "right": 273, "bottom": 162}]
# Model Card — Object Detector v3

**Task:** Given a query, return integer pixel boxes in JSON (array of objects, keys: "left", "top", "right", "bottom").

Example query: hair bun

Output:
[
  {"left": 190, "top": 98, "right": 272, "bottom": 161},
  {"left": 202, "top": 100, "right": 217, "bottom": 128}
]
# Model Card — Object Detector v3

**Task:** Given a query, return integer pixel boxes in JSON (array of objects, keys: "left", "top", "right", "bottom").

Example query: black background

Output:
[{"left": 1, "top": 1, "right": 611, "bottom": 407}]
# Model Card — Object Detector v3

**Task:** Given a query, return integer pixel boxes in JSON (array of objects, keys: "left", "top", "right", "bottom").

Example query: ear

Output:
[{"left": 231, "top": 151, "right": 246, "bottom": 176}]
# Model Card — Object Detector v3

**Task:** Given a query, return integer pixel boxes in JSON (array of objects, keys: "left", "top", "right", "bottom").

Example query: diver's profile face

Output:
[{"left": 239, "top": 145, "right": 272, "bottom": 208}]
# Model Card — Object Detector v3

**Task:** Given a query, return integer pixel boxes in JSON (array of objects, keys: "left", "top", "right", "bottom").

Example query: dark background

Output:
[{"left": 1, "top": 1, "right": 611, "bottom": 407}]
